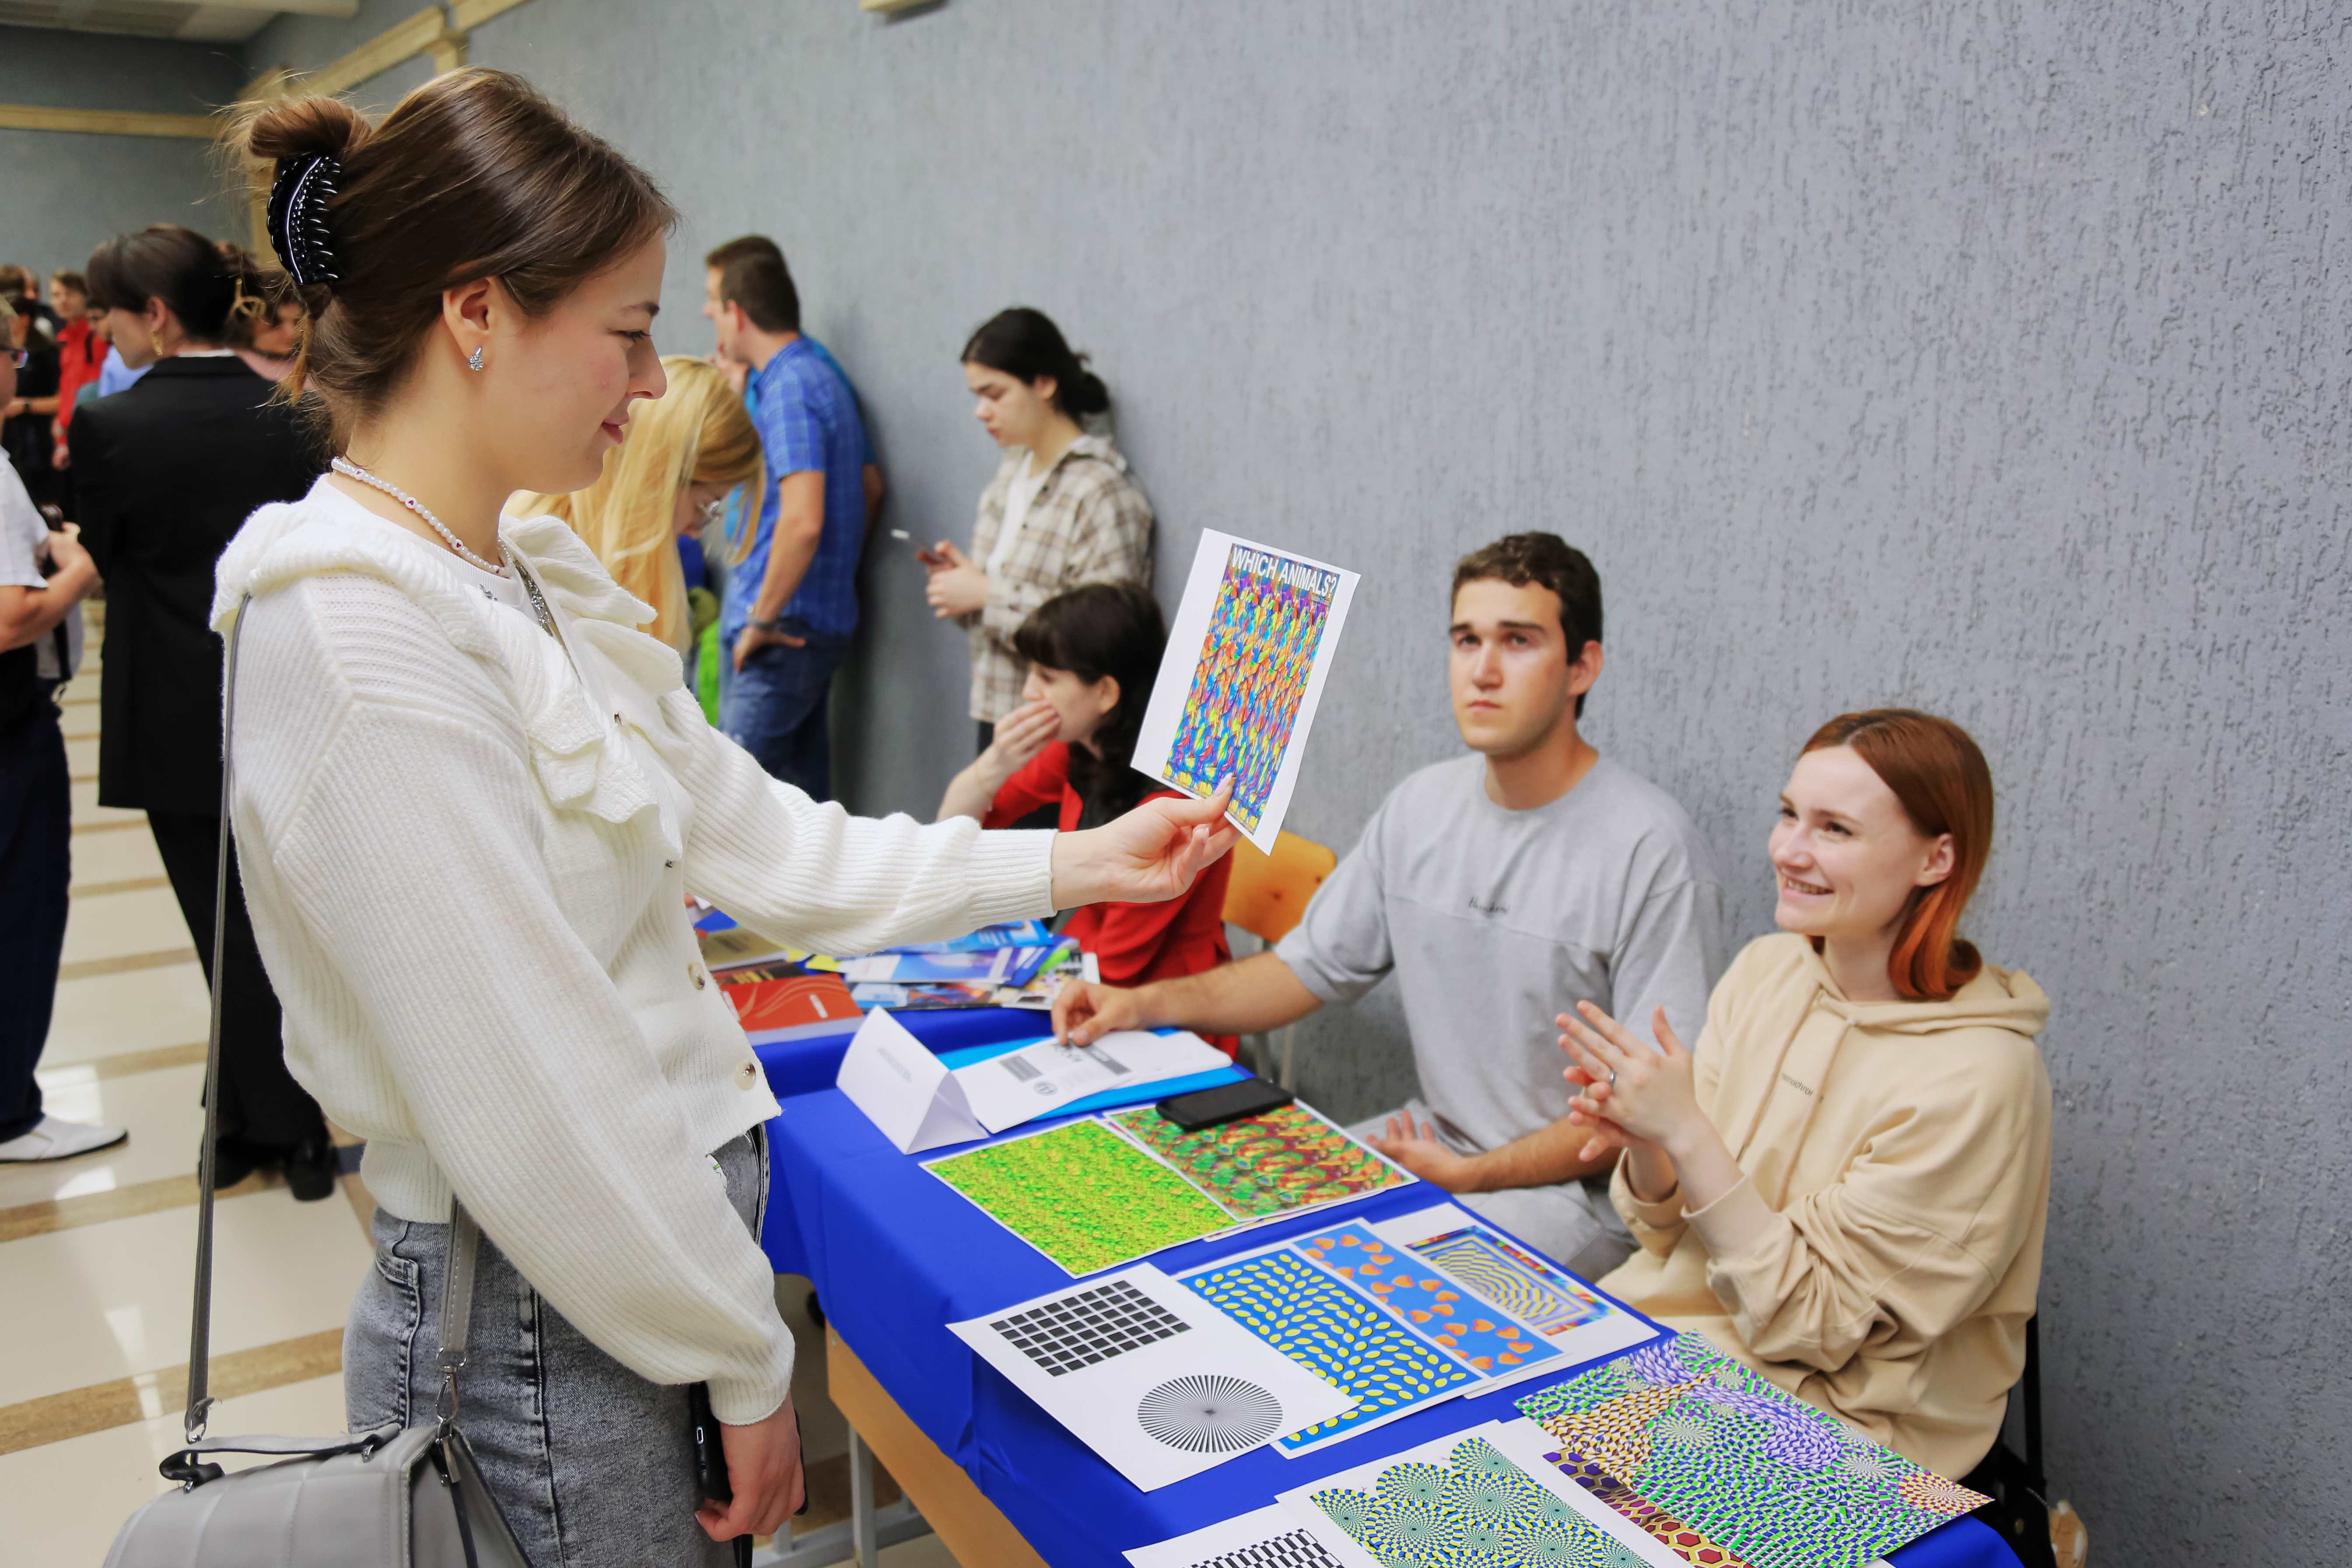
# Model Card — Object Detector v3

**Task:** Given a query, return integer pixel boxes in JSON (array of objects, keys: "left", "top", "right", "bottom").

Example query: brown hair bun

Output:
[
  {"left": 239, "top": 92, "right": 372, "bottom": 167},
  {"left": 224, "top": 68, "right": 672, "bottom": 447}
]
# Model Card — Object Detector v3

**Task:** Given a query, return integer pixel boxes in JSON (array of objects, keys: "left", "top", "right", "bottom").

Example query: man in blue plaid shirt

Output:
[{"left": 706, "top": 249, "right": 874, "bottom": 799}]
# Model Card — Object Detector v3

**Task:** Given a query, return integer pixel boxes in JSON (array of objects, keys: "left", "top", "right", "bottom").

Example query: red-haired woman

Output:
[{"left": 1555, "top": 710, "right": 2050, "bottom": 1484}]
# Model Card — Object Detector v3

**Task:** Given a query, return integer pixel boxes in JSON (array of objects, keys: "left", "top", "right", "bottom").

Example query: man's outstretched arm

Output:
[{"left": 1051, "top": 950, "right": 1322, "bottom": 1045}]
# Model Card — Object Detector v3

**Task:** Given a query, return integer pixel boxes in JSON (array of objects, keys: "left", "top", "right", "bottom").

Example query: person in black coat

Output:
[{"left": 73, "top": 225, "right": 336, "bottom": 1198}]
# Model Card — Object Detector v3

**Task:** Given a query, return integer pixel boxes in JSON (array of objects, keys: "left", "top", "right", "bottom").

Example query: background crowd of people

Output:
[{"left": 0, "top": 214, "right": 1188, "bottom": 1183}]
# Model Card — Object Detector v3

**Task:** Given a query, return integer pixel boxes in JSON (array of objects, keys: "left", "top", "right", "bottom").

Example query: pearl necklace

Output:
[{"left": 331, "top": 456, "right": 504, "bottom": 576}]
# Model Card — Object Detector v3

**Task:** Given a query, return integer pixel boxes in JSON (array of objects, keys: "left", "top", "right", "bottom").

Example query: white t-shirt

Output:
[
  {"left": 0, "top": 450, "right": 83, "bottom": 681},
  {"left": 983, "top": 453, "right": 1052, "bottom": 578}
]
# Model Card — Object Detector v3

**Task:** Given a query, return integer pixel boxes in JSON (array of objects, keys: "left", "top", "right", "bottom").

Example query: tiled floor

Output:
[{"left": 5, "top": 640, "right": 936, "bottom": 1567}]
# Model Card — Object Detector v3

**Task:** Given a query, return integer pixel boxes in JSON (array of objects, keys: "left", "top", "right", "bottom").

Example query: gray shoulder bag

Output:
[{"left": 105, "top": 595, "right": 533, "bottom": 1568}]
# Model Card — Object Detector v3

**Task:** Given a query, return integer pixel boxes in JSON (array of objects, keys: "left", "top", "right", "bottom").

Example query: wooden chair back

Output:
[{"left": 1221, "top": 830, "right": 1337, "bottom": 946}]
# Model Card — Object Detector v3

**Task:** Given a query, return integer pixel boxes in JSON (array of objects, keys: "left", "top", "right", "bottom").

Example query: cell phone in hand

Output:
[
  {"left": 689, "top": 1383, "right": 753, "bottom": 1568},
  {"left": 689, "top": 1381, "right": 808, "bottom": 1562},
  {"left": 1157, "top": 1076, "right": 1294, "bottom": 1132},
  {"left": 688, "top": 1382, "right": 730, "bottom": 1508}
]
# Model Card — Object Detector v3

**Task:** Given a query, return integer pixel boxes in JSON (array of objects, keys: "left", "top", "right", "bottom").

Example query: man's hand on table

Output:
[
  {"left": 1369, "top": 1112, "right": 1483, "bottom": 1192},
  {"left": 701, "top": 1396, "right": 805, "bottom": 1542},
  {"left": 1051, "top": 976, "right": 1151, "bottom": 1047}
]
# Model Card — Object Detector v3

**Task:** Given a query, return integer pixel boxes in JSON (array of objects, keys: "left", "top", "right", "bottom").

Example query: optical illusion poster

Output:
[{"left": 1134, "top": 531, "right": 1359, "bottom": 854}]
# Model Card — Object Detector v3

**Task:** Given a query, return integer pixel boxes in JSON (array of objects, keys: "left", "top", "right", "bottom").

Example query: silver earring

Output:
[{"left": 467, "top": 346, "right": 485, "bottom": 372}]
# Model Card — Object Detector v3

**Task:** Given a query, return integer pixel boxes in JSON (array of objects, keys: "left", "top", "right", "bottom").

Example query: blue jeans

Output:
[
  {"left": 720, "top": 631, "right": 849, "bottom": 800},
  {"left": 344, "top": 1130, "right": 769, "bottom": 1568}
]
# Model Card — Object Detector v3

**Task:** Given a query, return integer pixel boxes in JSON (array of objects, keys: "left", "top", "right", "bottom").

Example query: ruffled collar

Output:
[{"left": 213, "top": 475, "right": 694, "bottom": 834}]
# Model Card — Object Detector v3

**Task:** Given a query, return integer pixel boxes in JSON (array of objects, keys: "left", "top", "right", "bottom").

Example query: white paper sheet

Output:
[
  {"left": 952, "top": 1030, "right": 1233, "bottom": 1134},
  {"left": 1121, "top": 1502, "right": 1378, "bottom": 1568},
  {"left": 950, "top": 1264, "right": 1356, "bottom": 1492},
  {"left": 1366, "top": 1203, "right": 1659, "bottom": 1368},
  {"left": 1132, "top": 530, "right": 1359, "bottom": 854},
  {"left": 1277, "top": 1419, "right": 1688, "bottom": 1568}
]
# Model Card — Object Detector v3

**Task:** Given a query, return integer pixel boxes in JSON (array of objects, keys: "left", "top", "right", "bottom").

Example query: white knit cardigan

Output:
[{"left": 210, "top": 477, "right": 1055, "bottom": 1422}]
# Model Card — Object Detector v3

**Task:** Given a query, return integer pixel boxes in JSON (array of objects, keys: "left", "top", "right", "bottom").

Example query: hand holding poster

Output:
[{"left": 1133, "top": 530, "right": 1358, "bottom": 853}]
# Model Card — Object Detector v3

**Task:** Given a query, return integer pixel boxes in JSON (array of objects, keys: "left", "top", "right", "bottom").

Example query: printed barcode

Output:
[{"left": 1000, "top": 1056, "right": 1041, "bottom": 1082}]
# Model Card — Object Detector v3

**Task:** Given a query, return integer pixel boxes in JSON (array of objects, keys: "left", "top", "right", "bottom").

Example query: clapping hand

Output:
[{"left": 1556, "top": 1002, "right": 1700, "bottom": 1161}]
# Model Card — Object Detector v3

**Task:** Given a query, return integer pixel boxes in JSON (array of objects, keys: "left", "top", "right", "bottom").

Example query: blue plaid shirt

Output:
[{"left": 722, "top": 337, "right": 871, "bottom": 645}]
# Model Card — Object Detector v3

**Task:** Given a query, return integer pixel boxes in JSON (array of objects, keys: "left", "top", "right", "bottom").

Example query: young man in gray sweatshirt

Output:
[{"left": 1051, "top": 533, "right": 1725, "bottom": 1278}]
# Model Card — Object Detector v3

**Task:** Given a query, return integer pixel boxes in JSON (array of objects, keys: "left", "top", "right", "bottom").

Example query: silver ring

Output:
[{"left": 1607, "top": 1068, "right": 1618, "bottom": 1087}]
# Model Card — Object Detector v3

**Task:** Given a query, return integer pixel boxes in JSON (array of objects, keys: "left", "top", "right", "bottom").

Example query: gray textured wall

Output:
[
  {"left": 213, "top": 1, "right": 2352, "bottom": 1560},
  {"left": 0, "top": 26, "right": 248, "bottom": 278}
]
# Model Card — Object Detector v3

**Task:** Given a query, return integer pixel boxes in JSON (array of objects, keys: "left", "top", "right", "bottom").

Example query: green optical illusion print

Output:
[
  {"left": 1307, "top": 1435, "right": 1652, "bottom": 1568},
  {"left": 1514, "top": 1334, "right": 1986, "bottom": 1568},
  {"left": 1181, "top": 1247, "right": 1472, "bottom": 1451},
  {"left": 927, "top": 1119, "right": 1236, "bottom": 1276}
]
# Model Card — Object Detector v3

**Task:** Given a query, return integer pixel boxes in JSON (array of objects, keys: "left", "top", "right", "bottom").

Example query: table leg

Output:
[{"left": 849, "top": 1428, "right": 878, "bottom": 1568}]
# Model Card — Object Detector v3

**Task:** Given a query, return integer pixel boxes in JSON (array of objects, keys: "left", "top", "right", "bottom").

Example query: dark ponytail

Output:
[
  {"left": 962, "top": 307, "right": 1110, "bottom": 420},
  {"left": 1011, "top": 582, "right": 1165, "bottom": 827},
  {"left": 84, "top": 225, "right": 269, "bottom": 345},
  {"left": 228, "top": 68, "right": 675, "bottom": 445}
]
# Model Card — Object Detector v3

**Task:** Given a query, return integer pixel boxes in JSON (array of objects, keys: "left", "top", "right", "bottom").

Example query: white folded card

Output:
[
  {"left": 835, "top": 1009, "right": 983, "bottom": 1153},
  {"left": 836, "top": 1011, "right": 1235, "bottom": 1153}
]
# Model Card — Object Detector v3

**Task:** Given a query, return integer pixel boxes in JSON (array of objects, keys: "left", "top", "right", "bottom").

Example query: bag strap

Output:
[
  {"left": 436, "top": 1199, "right": 481, "bottom": 1424},
  {"left": 185, "top": 594, "right": 484, "bottom": 1442}
]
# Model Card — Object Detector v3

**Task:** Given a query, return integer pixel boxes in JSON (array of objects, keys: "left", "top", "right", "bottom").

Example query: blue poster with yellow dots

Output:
[{"left": 1135, "top": 531, "right": 1359, "bottom": 853}]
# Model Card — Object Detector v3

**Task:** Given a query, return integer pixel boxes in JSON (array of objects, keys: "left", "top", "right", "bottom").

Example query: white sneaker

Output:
[{"left": 0, "top": 1115, "right": 129, "bottom": 1162}]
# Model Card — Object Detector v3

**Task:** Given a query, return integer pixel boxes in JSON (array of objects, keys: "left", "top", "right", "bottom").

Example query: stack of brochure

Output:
[{"left": 696, "top": 918, "right": 1084, "bottom": 1013}]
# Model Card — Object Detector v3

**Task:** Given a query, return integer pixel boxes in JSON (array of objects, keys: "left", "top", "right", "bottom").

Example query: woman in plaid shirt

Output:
[{"left": 921, "top": 308, "right": 1155, "bottom": 747}]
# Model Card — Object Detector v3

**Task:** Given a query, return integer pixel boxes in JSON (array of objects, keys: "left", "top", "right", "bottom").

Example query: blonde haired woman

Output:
[{"left": 515, "top": 354, "right": 761, "bottom": 655}]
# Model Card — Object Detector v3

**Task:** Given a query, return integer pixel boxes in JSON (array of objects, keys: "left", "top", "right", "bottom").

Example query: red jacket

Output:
[
  {"left": 986, "top": 742, "right": 1237, "bottom": 1055},
  {"left": 51, "top": 318, "right": 105, "bottom": 447}
]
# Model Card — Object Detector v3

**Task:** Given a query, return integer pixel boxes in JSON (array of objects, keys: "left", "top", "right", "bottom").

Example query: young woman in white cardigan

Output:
[{"left": 228, "top": 74, "right": 1235, "bottom": 1566}]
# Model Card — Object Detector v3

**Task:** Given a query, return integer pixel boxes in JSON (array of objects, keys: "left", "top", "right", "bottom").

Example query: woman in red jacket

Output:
[{"left": 938, "top": 581, "right": 1236, "bottom": 1051}]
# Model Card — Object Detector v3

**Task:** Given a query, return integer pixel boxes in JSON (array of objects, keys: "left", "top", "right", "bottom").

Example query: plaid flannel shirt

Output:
[{"left": 962, "top": 432, "right": 1155, "bottom": 721}]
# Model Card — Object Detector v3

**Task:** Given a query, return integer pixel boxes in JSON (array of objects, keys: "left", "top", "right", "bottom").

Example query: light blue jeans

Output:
[{"left": 344, "top": 1130, "right": 768, "bottom": 1568}]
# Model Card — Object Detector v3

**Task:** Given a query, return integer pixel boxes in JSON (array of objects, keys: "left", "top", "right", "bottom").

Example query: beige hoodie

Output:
[{"left": 1599, "top": 931, "right": 2051, "bottom": 1478}]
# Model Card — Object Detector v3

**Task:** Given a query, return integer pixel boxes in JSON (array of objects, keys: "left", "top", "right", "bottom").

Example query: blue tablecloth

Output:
[{"left": 759, "top": 1085, "right": 2019, "bottom": 1568}]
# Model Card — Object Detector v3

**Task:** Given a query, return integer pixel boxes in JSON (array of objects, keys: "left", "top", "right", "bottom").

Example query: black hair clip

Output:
[{"left": 265, "top": 152, "right": 343, "bottom": 290}]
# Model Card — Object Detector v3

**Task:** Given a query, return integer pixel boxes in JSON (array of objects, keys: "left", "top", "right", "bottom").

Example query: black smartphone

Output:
[
  {"left": 688, "top": 1382, "right": 731, "bottom": 1507},
  {"left": 1158, "top": 1076, "right": 1294, "bottom": 1131},
  {"left": 690, "top": 1383, "right": 755, "bottom": 1568},
  {"left": 691, "top": 1382, "right": 809, "bottom": 1560}
]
